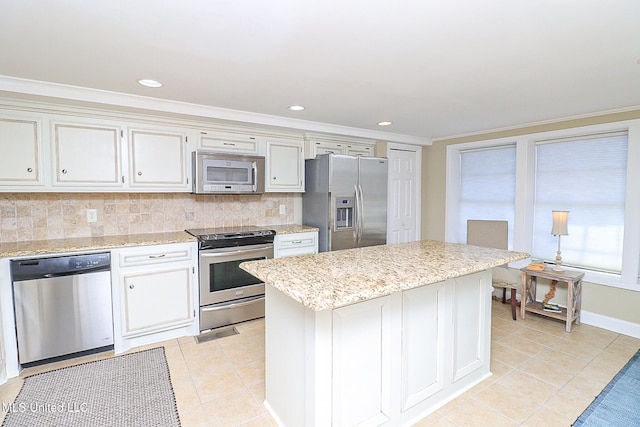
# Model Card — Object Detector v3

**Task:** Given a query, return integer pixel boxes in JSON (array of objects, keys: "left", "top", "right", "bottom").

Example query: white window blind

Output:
[
  {"left": 532, "top": 132, "right": 628, "bottom": 273},
  {"left": 459, "top": 145, "right": 516, "bottom": 246}
]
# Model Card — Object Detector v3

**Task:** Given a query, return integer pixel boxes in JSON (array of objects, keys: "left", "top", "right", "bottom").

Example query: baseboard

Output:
[{"left": 581, "top": 310, "right": 640, "bottom": 339}]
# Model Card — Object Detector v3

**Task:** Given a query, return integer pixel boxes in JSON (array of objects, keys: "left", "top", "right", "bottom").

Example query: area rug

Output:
[
  {"left": 572, "top": 348, "right": 640, "bottom": 426},
  {"left": 2, "top": 347, "right": 180, "bottom": 427}
]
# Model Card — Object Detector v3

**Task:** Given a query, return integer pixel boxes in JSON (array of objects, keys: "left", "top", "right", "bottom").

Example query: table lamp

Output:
[{"left": 551, "top": 210, "right": 569, "bottom": 272}]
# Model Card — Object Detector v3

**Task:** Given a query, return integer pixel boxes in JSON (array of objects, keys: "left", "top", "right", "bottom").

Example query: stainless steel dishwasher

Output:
[{"left": 11, "top": 252, "right": 114, "bottom": 366}]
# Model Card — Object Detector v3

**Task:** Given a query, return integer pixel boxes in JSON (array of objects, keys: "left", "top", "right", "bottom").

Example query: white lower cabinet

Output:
[
  {"left": 332, "top": 296, "right": 392, "bottom": 427},
  {"left": 274, "top": 231, "right": 318, "bottom": 258},
  {"left": 111, "top": 242, "right": 198, "bottom": 353},
  {"left": 265, "top": 269, "right": 492, "bottom": 427}
]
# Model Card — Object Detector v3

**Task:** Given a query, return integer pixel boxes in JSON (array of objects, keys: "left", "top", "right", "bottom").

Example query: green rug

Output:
[
  {"left": 572, "top": 348, "right": 640, "bottom": 426},
  {"left": 2, "top": 347, "right": 180, "bottom": 427}
]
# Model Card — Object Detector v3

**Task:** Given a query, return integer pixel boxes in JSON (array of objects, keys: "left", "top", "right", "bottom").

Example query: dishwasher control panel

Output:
[{"left": 10, "top": 252, "right": 111, "bottom": 281}]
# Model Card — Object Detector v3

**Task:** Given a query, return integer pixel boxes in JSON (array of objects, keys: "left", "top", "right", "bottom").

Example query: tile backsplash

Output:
[{"left": 0, "top": 193, "right": 296, "bottom": 242}]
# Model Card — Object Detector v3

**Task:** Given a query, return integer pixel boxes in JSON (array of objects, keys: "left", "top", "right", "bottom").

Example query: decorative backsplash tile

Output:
[{"left": 0, "top": 193, "right": 295, "bottom": 242}]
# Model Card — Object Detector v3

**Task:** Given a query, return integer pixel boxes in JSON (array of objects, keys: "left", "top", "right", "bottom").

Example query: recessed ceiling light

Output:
[
  {"left": 288, "top": 105, "right": 305, "bottom": 111},
  {"left": 138, "top": 79, "right": 163, "bottom": 88},
  {"left": 378, "top": 121, "right": 393, "bottom": 126}
]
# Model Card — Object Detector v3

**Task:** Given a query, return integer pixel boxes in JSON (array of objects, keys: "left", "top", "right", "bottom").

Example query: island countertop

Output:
[{"left": 241, "top": 240, "right": 529, "bottom": 311}]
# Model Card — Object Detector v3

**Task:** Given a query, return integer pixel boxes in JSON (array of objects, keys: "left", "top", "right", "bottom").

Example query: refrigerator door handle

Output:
[
  {"left": 353, "top": 184, "right": 359, "bottom": 243},
  {"left": 356, "top": 184, "right": 364, "bottom": 243}
]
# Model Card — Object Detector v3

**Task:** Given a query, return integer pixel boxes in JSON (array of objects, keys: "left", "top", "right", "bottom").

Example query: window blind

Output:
[
  {"left": 532, "top": 132, "right": 628, "bottom": 273},
  {"left": 459, "top": 145, "right": 516, "bottom": 246}
]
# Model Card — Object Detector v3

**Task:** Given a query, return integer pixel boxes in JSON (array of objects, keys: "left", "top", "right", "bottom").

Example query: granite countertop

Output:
[
  {"left": 241, "top": 240, "right": 529, "bottom": 311},
  {"left": 268, "top": 224, "right": 318, "bottom": 234},
  {"left": 0, "top": 224, "right": 318, "bottom": 258},
  {"left": 0, "top": 232, "right": 197, "bottom": 258}
]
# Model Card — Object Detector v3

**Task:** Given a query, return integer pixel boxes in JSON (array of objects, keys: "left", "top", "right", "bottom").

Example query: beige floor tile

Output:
[
  {"left": 235, "top": 359, "right": 265, "bottom": 387},
  {"left": 194, "top": 369, "right": 247, "bottom": 404},
  {"left": 173, "top": 376, "right": 202, "bottom": 412},
  {"left": 474, "top": 382, "right": 545, "bottom": 424},
  {"left": 222, "top": 342, "right": 265, "bottom": 366},
  {"left": 237, "top": 413, "right": 278, "bottom": 426},
  {"left": 521, "top": 406, "right": 576, "bottom": 427},
  {"left": 540, "top": 386, "right": 593, "bottom": 424},
  {"left": 511, "top": 328, "right": 559, "bottom": 347},
  {"left": 412, "top": 411, "right": 458, "bottom": 426},
  {"left": 443, "top": 395, "right": 518, "bottom": 426},
  {"left": 491, "top": 341, "right": 532, "bottom": 368},
  {"left": 202, "top": 389, "right": 264, "bottom": 427},
  {"left": 177, "top": 405, "right": 210, "bottom": 427}
]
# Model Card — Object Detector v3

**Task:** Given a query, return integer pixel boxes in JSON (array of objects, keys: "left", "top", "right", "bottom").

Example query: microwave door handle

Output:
[{"left": 252, "top": 162, "right": 257, "bottom": 192}]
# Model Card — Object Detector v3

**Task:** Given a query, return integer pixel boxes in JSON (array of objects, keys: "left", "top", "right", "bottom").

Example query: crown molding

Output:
[{"left": 0, "top": 75, "right": 431, "bottom": 146}]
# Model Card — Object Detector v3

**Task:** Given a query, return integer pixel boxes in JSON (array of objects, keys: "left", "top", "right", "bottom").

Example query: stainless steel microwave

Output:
[{"left": 192, "top": 151, "right": 265, "bottom": 194}]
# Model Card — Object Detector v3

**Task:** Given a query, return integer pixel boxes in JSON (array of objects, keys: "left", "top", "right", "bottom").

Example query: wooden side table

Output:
[{"left": 520, "top": 266, "right": 585, "bottom": 332}]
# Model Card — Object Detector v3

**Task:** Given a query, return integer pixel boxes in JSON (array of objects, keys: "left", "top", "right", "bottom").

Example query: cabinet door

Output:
[
  {"left": 345, "top": 144, "right": 373, "bottom": 157},
  {"left": 265, "top": 138, "right": 304, "bottom": 192},
  {"left": 333, "top": 296, "right": 392, "bottom": 426},
  {"left": 199, "top": 130, "right": 259, "bottom": 153},
  {"left": 52, "top": 122, "right": 121, "bottom": 186},
  {"left": 128, "top": 129, "right": 188, "bottom": 189},
  {"left": 274, "top": 231, "right": 318, "bottom": 258},
  {"left": 311, "top": 140, "right": 343, "bottom": 158},
  {"left": 0, "top": 116, "right": 42, "bottom": 185},
  {"left": 121, "top": 264, "right": 193, "bottom": 336}
]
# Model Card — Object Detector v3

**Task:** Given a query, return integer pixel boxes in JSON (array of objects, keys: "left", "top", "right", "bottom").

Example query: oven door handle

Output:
[
  {"left": 200, "top": 245, "right": 273, "bottom": 258},
  {"left": 201, "top": 295, "right": 265, "bottom": 312}
]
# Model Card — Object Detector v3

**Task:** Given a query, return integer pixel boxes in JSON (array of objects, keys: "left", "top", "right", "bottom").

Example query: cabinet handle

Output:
[
  {"left": 149, "top": 254, "right": 166, "bottom": 259},
  {"left": 129, "top": 284, "right": 135, "bottom": 289},
  {"left": 273, "top": 176, "right": 276, "bottom": 180},
  {"left": 223, "top": 142, "right": 236, "bottom": 146},
  {"left": 27, "top": 167, "right": 33, "bottom": 173},
  {"left": 137, "top": 171, "right": 142, "bottom": 176},
  {"left": 291, "top": 240, "right": 302, "bottom": 244},
  {"left": 62, "top": 169, "right": 68, "bottom": 174}
]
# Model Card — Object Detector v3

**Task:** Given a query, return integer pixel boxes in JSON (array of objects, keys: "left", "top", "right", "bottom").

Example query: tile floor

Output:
[{"left": 2, "top": 299, "right": 639, "bottom": 426}]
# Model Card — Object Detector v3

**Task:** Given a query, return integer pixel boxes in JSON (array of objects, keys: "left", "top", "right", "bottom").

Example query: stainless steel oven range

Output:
[{"left": 185, "top": 227, "right": 275, "bottom": 332}]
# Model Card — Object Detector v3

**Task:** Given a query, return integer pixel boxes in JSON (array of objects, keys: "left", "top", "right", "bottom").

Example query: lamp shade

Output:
[{"left": 551, "top": 210, "right": 569, "bottom": 236}]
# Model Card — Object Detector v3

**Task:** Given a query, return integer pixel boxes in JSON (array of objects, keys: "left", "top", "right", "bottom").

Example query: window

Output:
[
  {"left": 457, "top": 145, "right": 516, "bottom": 246},
  {"left": 445, "top": 119, "right": 640, "bottom": 289},
  {"left": 532, "top": 133, "right": 628, "bottom": 273}
]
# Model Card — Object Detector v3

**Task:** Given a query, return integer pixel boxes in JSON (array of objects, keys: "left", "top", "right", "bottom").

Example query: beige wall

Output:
[
  {"left": 0, "top": 193, "right": 296, "bottom": 242},
  {"left": 421, "top": 109, "right": 640, "bottom": 324}
]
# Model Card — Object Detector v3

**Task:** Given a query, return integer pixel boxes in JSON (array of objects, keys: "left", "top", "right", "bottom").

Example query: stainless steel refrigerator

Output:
[{"left": 303, "top": 153, "right": 388, "bottom": 252}]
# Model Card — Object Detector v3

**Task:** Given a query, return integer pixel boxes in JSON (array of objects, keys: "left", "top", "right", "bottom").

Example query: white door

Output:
[{"left": 387, "top": 144, "right": 421, "bottom": 244}]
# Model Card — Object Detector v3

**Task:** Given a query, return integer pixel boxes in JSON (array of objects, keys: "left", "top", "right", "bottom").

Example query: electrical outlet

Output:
[
  {"left": 87, "top": 209, "right": 98, "bottom": 223},
  {"left": 279, "top": 204, "right": 286, "bottom": 215}
]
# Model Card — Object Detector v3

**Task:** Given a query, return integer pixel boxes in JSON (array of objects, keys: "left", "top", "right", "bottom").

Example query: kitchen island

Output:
[{"left": 241, "top": 240, "right": 528, "bottom": 427}]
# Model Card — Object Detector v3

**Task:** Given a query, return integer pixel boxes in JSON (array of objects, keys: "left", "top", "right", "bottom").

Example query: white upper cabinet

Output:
[
  {"left": 51, "top": 121, "right": 122, "bottom": 188},
  {"left": 265, "top": 137, "right": 304, "bottom": 192},
  {"left": 345, "top": 143, "right": 373, "bottom": 157},
  {"left": 312, "top": 140, "right": 343, "bottom": 156},
  {"left": 0, "top": 113, "right": 43, "bottom": 186},
  {"left": 128, "top": 128, "right": 188, "bottom": 189},
  {"left": 198, "top": 129, "right": 261, "bottom": 154},
  {"left": 304, "top": 133, "right": 376, "bottom": 159}
]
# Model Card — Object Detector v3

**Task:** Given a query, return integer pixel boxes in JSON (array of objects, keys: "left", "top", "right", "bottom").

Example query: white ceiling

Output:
[{"left": 1, "top": 0, "right": 640, "bottom": 142}]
